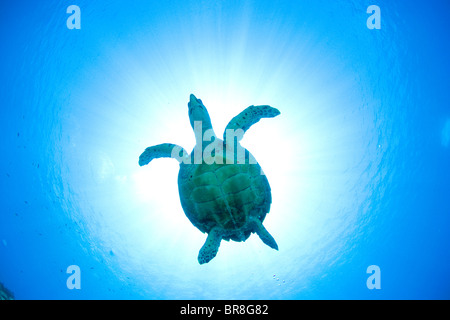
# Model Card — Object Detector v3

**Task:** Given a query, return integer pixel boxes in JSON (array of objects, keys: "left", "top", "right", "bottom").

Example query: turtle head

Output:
[{"left": 188, "top": 94, "right": 213, "bottom": 132}]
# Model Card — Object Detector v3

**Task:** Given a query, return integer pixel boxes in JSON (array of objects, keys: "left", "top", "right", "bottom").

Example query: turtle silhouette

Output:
[{"left": 139, "top": 94, "right": 280, "bottom": 264}]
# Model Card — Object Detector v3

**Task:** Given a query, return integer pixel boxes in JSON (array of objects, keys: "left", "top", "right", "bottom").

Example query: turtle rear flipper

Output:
[
  {"left": 251, "top": 218, "right": 278, "bottom": 251},
  {"left": 198, "top": 227, "right": 223, "bottom": 264},
  {"left": 139, "top": 143, "right": 188, "bottom": 166},
  {"left": 223, "top": 105, "right": 280, "bottom": 141}
]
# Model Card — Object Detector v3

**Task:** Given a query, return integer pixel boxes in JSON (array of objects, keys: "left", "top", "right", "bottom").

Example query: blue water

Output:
[{"left": 1, "top": 0, "right": 449, "bottom": 300}]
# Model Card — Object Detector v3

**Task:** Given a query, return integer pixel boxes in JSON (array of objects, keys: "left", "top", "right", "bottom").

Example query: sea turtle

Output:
[{"left": 139, "top": 94, "right": 280, "bottom": 264}]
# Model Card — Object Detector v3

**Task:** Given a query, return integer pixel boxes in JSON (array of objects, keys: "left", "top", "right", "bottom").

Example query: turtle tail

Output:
[{"left": 139, "top": 143, "right": 188, "bottom": 166}]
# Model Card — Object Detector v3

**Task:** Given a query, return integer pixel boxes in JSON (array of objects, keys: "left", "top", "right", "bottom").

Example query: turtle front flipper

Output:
[
  {"left": 223, "top": 105, "right": 280, "bottom": 141},
  {"left": 198, "top": 227, "right": 223, "bottom": 264},
  {"left": 251, "top": 218, "right": 278, "bottom": 251},
  {"left": 139, "top": 143, "right": 188, "bottom": 166}
]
